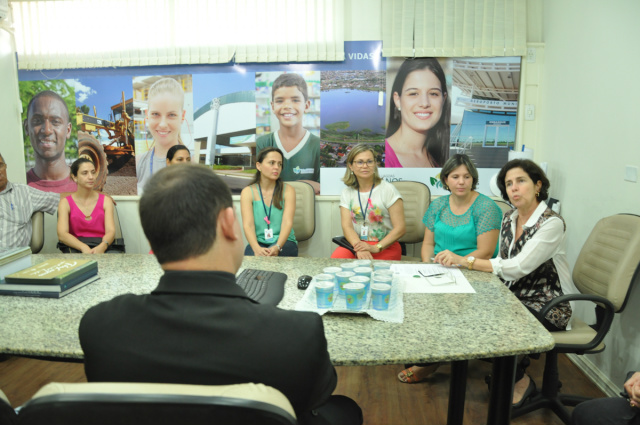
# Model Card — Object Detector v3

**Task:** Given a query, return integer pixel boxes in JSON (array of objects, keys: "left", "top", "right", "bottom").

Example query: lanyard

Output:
[
  {"left": 150, "top": 147, "right": 155, "bottom": 175},
  {"left": 357, "top": 184, "right": 375, "bottom": 224},
  {"left": 258, "top": 183, "right": 273, "bottom": 229}
]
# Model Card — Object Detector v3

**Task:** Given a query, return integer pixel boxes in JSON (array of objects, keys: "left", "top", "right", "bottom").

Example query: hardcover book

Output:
[
  {"left": 0, "top": 275, "right": 100, "bottom": 298},
  {"left": 5, "top": 259, "right": 98, "bottom": 285}
]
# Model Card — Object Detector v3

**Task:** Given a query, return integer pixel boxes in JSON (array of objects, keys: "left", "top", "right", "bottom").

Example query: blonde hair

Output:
[
  {"left": 147, "top": 77, "right": 185, "bottom": 146},
  {"left": 342, "top": 144, "right": 382, "bottom": 189}
]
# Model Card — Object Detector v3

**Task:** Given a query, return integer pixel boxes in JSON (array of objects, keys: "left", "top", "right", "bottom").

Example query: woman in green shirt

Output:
[
  {"left": 398, "top": 154, "right": 502, "bottom": 383},
  {"left": 240, "top": 147, "right": 297, "bottom": 257}
]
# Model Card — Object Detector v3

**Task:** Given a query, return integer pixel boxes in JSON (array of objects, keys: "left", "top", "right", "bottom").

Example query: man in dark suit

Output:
[{"left": 79, "top": 164, "right": 361, "bottom": 425}]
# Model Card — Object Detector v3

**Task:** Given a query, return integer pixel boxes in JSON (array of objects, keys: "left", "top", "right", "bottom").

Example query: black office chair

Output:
[
  {"left": 512, "top": 214, "right": 640, "bottom": 424},
  {"left": 17, "top": 382, "right": 298, "bottom": 425},
  {"left": 0, "top": 389, "right": 17, "bottom": 425}
]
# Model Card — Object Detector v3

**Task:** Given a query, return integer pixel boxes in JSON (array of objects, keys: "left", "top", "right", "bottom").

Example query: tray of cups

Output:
[{"left": 295, "top": 269, "right": 404, "bottom": 322}]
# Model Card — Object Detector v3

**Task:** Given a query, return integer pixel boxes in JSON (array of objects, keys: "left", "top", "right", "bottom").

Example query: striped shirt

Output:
[{"left": 0, "top": 182, "right": 59, "bottom": 249}]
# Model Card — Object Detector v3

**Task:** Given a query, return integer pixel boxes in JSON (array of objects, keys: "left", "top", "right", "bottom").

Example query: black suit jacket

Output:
[{"left": 79, "top": 270, "right": 337, "bottom": 421}]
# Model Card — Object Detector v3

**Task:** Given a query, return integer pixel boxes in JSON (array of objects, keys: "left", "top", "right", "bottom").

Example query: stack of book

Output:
[
  {"left": 0, "top": 246, "right": 32, "bottom": 282},
  {"left": 0, "top": 258, "right": 99, "bottom": 298}
]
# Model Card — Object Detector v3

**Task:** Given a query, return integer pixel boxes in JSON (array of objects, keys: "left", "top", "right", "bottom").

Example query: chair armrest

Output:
[{"left": 539, "top": 293, "right": 615, "bottom": 352}]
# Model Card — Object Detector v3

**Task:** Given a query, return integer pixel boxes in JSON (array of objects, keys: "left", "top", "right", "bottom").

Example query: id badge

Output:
[
  {"left": 360, "top": 225, "right": 369, "bottom": 240},
  {"left": 264, "top": 228, "right": 274, "bottom": 242}
]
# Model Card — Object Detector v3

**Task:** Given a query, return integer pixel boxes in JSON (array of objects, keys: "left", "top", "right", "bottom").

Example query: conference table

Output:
[{"left": 0, "top": 254, "right": 555, "bottom": 425}]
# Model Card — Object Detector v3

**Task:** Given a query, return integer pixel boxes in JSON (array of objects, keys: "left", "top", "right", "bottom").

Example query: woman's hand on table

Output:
[{"left": 434, "top": 250, "right": 465, "bottom": 267}]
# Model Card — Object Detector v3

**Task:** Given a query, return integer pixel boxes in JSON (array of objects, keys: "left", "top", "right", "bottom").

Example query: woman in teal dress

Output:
[
  {"left": 398, "top": 154, "right": 502, "bottom": 383},
  {"left": 240, "top": 147, "right": 298, "bottom": 257}
]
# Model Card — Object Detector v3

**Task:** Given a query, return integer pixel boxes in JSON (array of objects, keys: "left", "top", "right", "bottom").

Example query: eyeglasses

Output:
[
  {"left": 353, "top": 160, "right": 375, "bottom": 167},
  {"left": 0, "top": 163, "right": 6, "bottom": 170}
]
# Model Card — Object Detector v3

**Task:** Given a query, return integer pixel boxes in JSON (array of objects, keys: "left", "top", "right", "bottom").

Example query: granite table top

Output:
[{"left": 0, "top": 254, "right": 555, "bottom": 366}]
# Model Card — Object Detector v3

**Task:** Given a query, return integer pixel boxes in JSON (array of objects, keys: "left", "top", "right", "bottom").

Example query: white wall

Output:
[{"left": 538, "top": 0, "right": 640, "bottom": 392}]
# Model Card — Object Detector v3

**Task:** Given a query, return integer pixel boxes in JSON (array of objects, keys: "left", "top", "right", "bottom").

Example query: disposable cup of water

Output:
[
  {"left": 373, "top": 262, "right": 391, "bottom": 270},
  {"left": 335, "top": 271, "right": 355, "bottom": 295},
  {"left": 315, "top": 280, "right": 335, "bottom": 309},
  {"left": 340, "top": 263, "right": 358, "bottom": 273},
  {"left": 343, "top": 282, "right": 366, "bottom": 311},
  {"left": 349, "top": 275, "right": 370, "bottom": 297},
  {"left": 371, "top": 283, "right": 392, "bottom": 310},
  {"left": 354, "top": 266, "right": 373, "bottom": 278},
  {"left": 323, "top": 267, "right": 342, "bottom": 282},
  {"left": 371, "top": 275, "right": 393, "bottom": 286}
]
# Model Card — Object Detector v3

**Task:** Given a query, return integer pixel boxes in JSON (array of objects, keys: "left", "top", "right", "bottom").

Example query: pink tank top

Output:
[
  {"left": 67, "top": 193, "right": 106, "bottom": 238},
  {"left": 384, "top": 139, "right": 403, "bottom": 168}
]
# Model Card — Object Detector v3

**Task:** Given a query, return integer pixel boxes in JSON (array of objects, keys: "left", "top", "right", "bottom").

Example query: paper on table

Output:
[{"left": 390, "top": 263, "right": 476, "bottom": 294}]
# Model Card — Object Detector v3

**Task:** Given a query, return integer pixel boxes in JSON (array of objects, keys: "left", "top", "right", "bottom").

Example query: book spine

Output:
[
  {"left": 57, "top": 269, "right": 98, "bottom": 291},
  {"left": 0, "top": 290, "right": 61, "bottom": 298},
  {"left": 50, "top": 261, "right": 98, "bottom": 284}
]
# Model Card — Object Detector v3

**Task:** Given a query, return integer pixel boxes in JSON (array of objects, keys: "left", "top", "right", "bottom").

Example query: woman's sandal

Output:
[
  {"left": 398, "top": 367, "right": 425, "bottom": 383},
  {"left": 397, "top": 363, "right": 440, "bottom": 383}
]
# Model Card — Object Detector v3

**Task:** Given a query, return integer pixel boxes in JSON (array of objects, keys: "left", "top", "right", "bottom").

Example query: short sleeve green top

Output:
[{"left": 423, "top": 193, "right": 503, "bottom": 257}]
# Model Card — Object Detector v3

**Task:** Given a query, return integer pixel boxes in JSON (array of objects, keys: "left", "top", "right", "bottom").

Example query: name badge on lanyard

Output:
[
  {"left": 358, "top": 184, "right": 375, "bottom": 241},
  {"left": 259, "top": 183, "right": 275, "bottom": 242}
]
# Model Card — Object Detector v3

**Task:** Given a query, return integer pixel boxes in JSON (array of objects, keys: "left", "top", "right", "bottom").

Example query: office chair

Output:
[
  {"left": 490, "top": 197, "right": 513, "bottom": 216},
  {"left": 512, "top": 214, "right": 640, "bottom": 424},
  {"left": 17, "top": 382, "right": 298, "bottom": 425},
  {"left": 29, "top": 211, "right": 45, "bottom": 254},
  {"left": 0, "top": 389, "right": 17, "bottom": 425},
  {"left": 390, "top": 181, "right": 430, "bottom": 261},
  {"left": 287, "top": 181, "right": 316, "bottom": 243},
  {"left": 109, "top": 203, "right": 126, "bottom": 253}
]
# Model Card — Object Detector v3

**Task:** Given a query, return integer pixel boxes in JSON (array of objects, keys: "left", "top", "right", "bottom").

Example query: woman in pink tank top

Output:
[{"left": 57, "top": 158, "right": 115, "bottom": 254}]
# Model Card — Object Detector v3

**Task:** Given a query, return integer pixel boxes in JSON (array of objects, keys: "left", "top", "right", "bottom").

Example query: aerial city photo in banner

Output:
[{"left": 17, "top": 41, "right": 520, "bottom": 197}]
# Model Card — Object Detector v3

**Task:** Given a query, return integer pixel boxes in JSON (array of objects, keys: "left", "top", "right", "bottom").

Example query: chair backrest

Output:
[
  {"left": 18, "top": 382, "right": 297, "bottom": 425},
  {"left": 391, "top": 181, "right": 430, "bottom": 244},
  {"left": 490, "top": 197, "right": 513, "bottom": 216},
  {"left": 29, "top": 211, "right": 45, "bottom": 254},
  {"left": 0, "top": 388, "right": 17, "bottom": 425},
  {"left": 573, "top": 214, "right": 640, "bottom": 312},
  {"left": 111, "top": 202, "right": 126, "bottom": 253},
  {"left": 286, "top": 181, "right": 315, "bottom": 242}
]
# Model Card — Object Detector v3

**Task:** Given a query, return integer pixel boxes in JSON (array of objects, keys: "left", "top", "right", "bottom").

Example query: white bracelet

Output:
[{"left": 276, "top": 244, "right": 282, "bottom": 252}]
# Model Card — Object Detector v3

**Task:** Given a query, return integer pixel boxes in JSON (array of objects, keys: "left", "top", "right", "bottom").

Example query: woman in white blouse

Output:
[{"left": 435, "top": 159, "right": 577, "bottom": 408}]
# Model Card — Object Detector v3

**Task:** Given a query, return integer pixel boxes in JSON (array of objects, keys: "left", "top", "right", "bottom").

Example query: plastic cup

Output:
[
  {"left": 349, "top": 275, "right": 370, "bottom": 299},
  {"left": 371, "top": 283, "right": 392, "bottom": 310},
  {"left": 323, "top": 267, "right": 342, "bottom": 283},
  {"left": 335, "top": 271, "right": 355, "bottom": 295},
  {"left": 343, "top": 282, "right": 366, "bottom": 311},
  {"left": 315, "top": 280, "right": 335, "bottom": 309},
  {"left": 340, "top": 262, "right": 358, "bottom": 273},
  {"left": 373, "top": 262, "right": 391, "bottom": 271},
  {"left": 314, "top": 274, "right": 334, "bottom": 285},
  {"left": 353, "top": 259, "right": 372, "bottom": 267},
  {"left": 371, "top": 275, "right": 393, "bottom": 286},
  {"left": 374, "top": 269, "right": 395, "bottom": 285},
  {"left": 375, "top": 269, "right": 394, "bottom": 277},
  {"left": 354, "top": 266, "right": 373, "bottom": 278}
]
